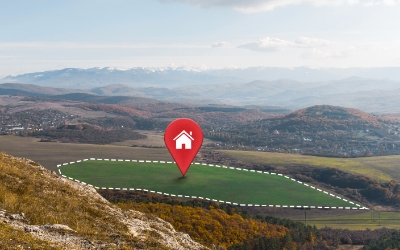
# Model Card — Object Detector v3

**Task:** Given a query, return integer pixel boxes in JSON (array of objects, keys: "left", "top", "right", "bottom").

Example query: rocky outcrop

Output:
[{"left": 0, "top": 153, "right": 206, "bottom": 249}]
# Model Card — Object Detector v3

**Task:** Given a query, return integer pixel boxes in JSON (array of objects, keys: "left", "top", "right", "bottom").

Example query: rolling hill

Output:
[
  {"left": 208, "top": 105, "right": 400, "bottom": 157},
  {"left": 0, "top": 83, "right": 88, "bottom": 96},
  {"left": 268, "top": 105, "right": 386, "bottom": 132}
]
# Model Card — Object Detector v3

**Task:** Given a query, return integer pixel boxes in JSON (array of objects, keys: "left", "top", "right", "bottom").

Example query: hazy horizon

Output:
[{"left": 1, "top": 0, "right": 400, "bottom": 78}]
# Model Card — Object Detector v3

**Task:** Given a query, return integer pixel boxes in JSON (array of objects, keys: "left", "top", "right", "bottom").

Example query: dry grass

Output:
[
  {"left": 0, "top": 153, "right": 128, "bottom": 242},
  {"left": 112, "top": 130, "right": 216, "bottom": 147},
  {"left": 0, "top": 223, "right": 59, "bottom": 250},
  {"left": 0, "top": 152, "right": 184, "bottom": 249},
  {"left": 112, "top": 130, "right": 167, "bottom": 147},
  {"left": 0, "top": 136, "right": 172, "bottom": 172},
  {"left": 0, "top": 152, "right": 204, "bottom": 249}
]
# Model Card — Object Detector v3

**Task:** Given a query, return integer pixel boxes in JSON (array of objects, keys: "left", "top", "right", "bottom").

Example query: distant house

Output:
[
  {"left": 11, "top": 127, "right": 24, "bottom": 131},
  {"left": 273, "top": 130, "right": 280, "bottom": 135},
  {"left": 173, "top": 130, "right": 194, "bottom": 149}
]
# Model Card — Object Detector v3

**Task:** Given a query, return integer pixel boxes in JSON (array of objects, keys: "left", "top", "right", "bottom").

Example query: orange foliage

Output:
[
  {"left": 77, "top": 103, "right": 147, "bottom": 118},
  {"left": 117, "top": 202, "right": 289, "bottom": 248},
  {"left": 120, "top": 101, "right": 275, "bottom": 126}
]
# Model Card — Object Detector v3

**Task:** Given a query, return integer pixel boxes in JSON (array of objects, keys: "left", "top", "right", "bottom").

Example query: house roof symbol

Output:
[{"left": 173, "top": 130, "right": 194, "bottom": 141}]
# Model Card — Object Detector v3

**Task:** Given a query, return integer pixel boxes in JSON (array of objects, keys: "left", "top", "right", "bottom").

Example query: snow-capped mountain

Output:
[
  {"left": 0, "top": 67, "right": 241, "bottom": 89},
  {"left": 3, "top": 66, "right": 400, "bottom": 89}
]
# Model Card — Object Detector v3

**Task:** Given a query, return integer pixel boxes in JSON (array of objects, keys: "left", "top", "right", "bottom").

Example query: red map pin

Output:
[{"left": 164, "top": 118, "right": 203, "bottom": 176}]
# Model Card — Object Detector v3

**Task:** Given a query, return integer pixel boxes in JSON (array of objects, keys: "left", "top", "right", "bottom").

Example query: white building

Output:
[{"left": 173, "top": 130, "right": 194, "bottom": 149}]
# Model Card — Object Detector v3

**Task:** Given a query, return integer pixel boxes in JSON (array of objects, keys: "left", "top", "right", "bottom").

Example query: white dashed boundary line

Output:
[{"left": 57, "top": 159, "right": 369, "bottom": 210}]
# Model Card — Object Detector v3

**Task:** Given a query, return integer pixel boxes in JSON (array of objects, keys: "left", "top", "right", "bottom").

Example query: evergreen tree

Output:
[{"left": 282, "top": 233, "right": 293, "bottom": 250}]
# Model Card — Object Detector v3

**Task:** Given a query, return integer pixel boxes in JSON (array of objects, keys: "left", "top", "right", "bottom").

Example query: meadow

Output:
[
  {"left": 222, "top": 150, "right": 400, "bottom": 182},
  {"left": 305, "top": 211, "right": 400, "bottom": 230},
  {"left": 59, "top": 160, "right": 360, "bottom": 207}
]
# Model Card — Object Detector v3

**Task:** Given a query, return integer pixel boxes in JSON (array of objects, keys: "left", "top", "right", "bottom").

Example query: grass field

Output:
[
  {"left": 59, "top": 160, "right": 361, "bottom": 207},
  {"left": 3, "top": 136, "right": 400, "bottom": 184},
  {"left": 305, "top": 211, "right": 400, "bottom": 230},
  {"left": 236, "top": 207, "right": 400, "bottom": 230},
  {"left": 222, "top": 150, "right": 400, "bottom": 182}
]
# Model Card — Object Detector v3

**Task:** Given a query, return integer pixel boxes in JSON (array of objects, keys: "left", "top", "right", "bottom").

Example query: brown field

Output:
[
  {"left": 111, "top": 130, "right": 167, "bottom": 147},
  {"left": 0, "top": 95, "right": 26, "bottom": 105},
  {"left": 112, "top": 130, "right": 216, "bottom": 147},
  {"left": 0, "top": 136, "right": 172, "bottom": 172}
]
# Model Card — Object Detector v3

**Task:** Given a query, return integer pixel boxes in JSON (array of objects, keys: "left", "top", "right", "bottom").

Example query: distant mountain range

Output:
[
  {"left": 0, "top": 67, "right": 239, "bottom": 89},
  {"left": 3, "top": 67, "right": 400, "bottom": 89},
  {"left": 2, "top": 67, "right": 400, "bottom": 113}
]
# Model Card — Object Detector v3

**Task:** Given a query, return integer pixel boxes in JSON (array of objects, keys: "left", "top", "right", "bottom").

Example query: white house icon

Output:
[{"left": 173, "top": 130, "right": 194, "bottom": 149}]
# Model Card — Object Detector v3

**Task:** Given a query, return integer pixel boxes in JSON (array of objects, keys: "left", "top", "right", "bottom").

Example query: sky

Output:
[{"left": 1, "top": 0, "right": 400, "bottom": 77}]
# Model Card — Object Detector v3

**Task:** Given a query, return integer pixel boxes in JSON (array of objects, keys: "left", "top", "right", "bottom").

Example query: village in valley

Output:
[
  {"left": 206, "top": 127, "right": 400, "bottom": 157},
  {"left": 204, "top": 106, "right": 400, "bottom": 157},
  {"left": 2, "top": 94, "right": 400, "bottom": 158},
  {"left": 0, "top": 108, "right": 77, "bottom": 135}
]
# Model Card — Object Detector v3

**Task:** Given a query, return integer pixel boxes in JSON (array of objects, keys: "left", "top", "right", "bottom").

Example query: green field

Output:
[
  {"left": 2, "top": 136, "right": 400, "bottom": 184},
  {"left": 222, "top": 150, "right": 400, "bottom": 182},
  {"left": 60, "top": 160, "right": 361, "bottom": 207},
  {"left": 305, "top": 211, "right": 400, "bottom": 230}
]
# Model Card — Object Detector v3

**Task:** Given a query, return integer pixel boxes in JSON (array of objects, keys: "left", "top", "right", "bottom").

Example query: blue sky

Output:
[{"left": 1, "top": 0, "right": 400, "bottom": 77}]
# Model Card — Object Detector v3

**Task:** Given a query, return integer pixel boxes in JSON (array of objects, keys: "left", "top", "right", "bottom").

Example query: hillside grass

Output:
[
  {"left": 60, "top": 160, "right": 358, "bottom": 207},
  {"left": 0, "top": 153, "right": 127, "bottom": 242},
  {"left": 0, "top": 223, "right": 59, "bottom": 250},
  {"left": 221, "top": 150, "right": 400, "bottom": 182},
  {"left": 0, "top": 152, "right": 172, "bottom": 249}
]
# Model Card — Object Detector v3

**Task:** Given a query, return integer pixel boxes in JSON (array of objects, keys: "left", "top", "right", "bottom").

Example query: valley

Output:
[
  {"left": 4, "top": 1, "right": 400, "bottom": 248},
  {"left": 2, "top": 73, "right": 400, "bottom": 249}
]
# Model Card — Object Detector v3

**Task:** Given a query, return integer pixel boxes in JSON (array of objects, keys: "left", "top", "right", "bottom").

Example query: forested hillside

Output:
[{"left": 208, "top": 105, "right": 400, "bottom": 157}]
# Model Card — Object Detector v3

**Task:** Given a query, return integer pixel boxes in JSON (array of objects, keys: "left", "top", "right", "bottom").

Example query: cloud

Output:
[
  {"left": 364, "top": 0, "right": 397, "bottom": 6},
  {"left": 294, "top": 37, "right": 331, "bottom": 47},
  {"left": 383, "top": 0, "right": 397, "bottom": 5},
  {"left": 211, "top": 41, "right": 229, "bottom": 47},
  {"left": 0, "top": 55, "right": 18, "bottom": 59},
  {"left": 159, "top": 0, "right": 397, "bottom": 13},
  {"left": 238, "top": 36, "right": 331, "bottom": 52},
  {"left": 238, "top": 37, "right": 294, "bottom": 52},
  {"left": 301, "top": 48, "right": 355, "bottom": 59}
]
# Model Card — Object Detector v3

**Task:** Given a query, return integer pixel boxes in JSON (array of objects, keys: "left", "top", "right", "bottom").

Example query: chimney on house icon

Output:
[{"left": 173, "top": 130, "right": 194, "bottom": 149}]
